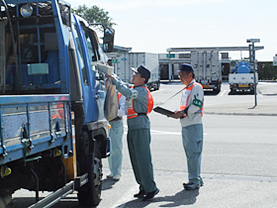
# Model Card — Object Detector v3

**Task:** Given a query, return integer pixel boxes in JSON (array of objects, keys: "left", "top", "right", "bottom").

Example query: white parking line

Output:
[
  {"left": 123, "top": 129, "right": 181, "bottom": 135},
  {"left": 123, "top": 125, "right": 207, "bottom": 136},
  {"left": 220, "top": 90, "right": 226, "bottom": 97},
  {"left": 151, "top": 129, "right": 181, "bottom": 135}
]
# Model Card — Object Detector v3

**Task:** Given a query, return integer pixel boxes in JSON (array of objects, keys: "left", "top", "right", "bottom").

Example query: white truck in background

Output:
[
  {"left": 229, "top": 61, "right": 258, "bottom": 93},
  {"left": 108, "top": 52, "right": 160, "bottom": 91},
  {"left": 191, "top": 51, "right": 222, "bottom": 93}
]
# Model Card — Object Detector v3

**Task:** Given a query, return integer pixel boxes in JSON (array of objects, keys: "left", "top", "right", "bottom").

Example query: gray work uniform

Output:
[
  {"left": 111, "top": 74, "right": 157, "bottom": 193},
  {"left": 108, "top": 94, "right": 126, "bottom": 177},
  {"left": 180, "top": 79, "right": 204, "bottom": 185}
]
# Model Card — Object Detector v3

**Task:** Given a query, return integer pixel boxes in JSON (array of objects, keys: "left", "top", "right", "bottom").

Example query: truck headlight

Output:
[{"left": 20, "top": 4, "right": 33, "bottom": 18}]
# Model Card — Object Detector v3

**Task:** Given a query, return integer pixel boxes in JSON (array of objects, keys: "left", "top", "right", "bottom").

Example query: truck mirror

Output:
[{"left": 103, "top": 28, "right": 115, "bottom": 53}]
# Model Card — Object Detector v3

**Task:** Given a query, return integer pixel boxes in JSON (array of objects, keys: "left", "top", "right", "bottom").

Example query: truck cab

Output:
[{"left": 0, "top": 0, "right": 114, "bottom": 207}]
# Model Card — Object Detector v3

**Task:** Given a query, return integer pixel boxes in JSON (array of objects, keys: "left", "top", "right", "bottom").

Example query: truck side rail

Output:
[
  {"left": 28, "top": 173, "right": 89, "bottom": 208},
  {"left": 0, "top": 94, "right": 73, "bottom": 165}
]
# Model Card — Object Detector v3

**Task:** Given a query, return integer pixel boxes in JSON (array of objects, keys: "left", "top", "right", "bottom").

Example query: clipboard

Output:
[{"left": 153, "top": 106, "right": 176, "bottom": 118}]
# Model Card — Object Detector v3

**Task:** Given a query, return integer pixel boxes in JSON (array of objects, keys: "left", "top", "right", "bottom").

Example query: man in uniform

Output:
[
  {"left": 106, "top": 65, "right": 159, "bottom": 201},
  {"left": 107, "top": 92, "right": 126, "bottom": 181},
  {"left": 172, "top": 63, "right": 204, "bottom": 190}
]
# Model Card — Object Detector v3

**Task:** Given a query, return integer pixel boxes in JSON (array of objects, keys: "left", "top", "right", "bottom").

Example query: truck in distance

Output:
[
  {"left": 191, "top": 51, "right": 222, "bottom": 93},
  {"left": 228, "top": 61, "right": 258, "bottom": 93},
  {"left": 107, "top": 52, "right": 160, "bottom": 91}
]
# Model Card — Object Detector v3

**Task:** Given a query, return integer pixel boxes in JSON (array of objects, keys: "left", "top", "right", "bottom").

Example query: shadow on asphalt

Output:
[
  {"left": 114, "top": 189, "right": 199, "bottom": 208},
  {"left": 102, "top": 178, "right": 119, "bottom": 191},
  {"left": 204, "top": 90, "right": 220, "bottom": 96},
  {"left": 228, "top": 91, "right": 255, "bottom": 95}
]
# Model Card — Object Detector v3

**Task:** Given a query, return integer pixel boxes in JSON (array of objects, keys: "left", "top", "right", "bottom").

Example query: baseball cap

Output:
[
  {"left": 177, "top": 63, "right": 194, "bottom": 73},
  {"left": 131, "top": 65, "right": 151, "bottom": 80}
]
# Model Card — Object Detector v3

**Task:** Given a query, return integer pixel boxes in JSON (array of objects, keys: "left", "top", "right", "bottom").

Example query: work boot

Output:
[
  {"left": 113, "top": 175, "right": 121, "bottom": 181},
  {"left": 142, "top": 188, "right": 159, "bottom": 201},
  {"left": 106, "top": 173, "right": 113, "bottom": 178},
  {"left": 183, "top": 182, "right": 202, "bottom": 190},
  {"left": 134, "top": 190, "right": 145, "bottom": 198}
]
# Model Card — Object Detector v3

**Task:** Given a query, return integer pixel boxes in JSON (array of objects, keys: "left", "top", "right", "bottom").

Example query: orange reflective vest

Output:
[
  {"left": 180, "top": 82, "right": 203, "bottom": 117},
  {"left": 117, "top": 92, "right": 121, "bottom": 101},
  {"left": 127, "top": 86, "right": 153, "bottom": 119}
]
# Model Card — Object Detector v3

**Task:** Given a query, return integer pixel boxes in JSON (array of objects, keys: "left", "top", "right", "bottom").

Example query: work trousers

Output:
[
  {"left": 127, "top": 128, "right": 157, "bottom": 193},
  {"left": 182, "top": 124, "right": 203, "bottom": 185},
  {"left": 108, "top": 119, "right": 124, "bottom": 176}
]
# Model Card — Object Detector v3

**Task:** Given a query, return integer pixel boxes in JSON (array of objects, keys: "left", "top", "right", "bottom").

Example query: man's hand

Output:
[
  {"left": 106, "top": 74, "right": 115, "bottom": 81},
  {"left": 172, "top": 110, "right": 184, "bottom": 119}
]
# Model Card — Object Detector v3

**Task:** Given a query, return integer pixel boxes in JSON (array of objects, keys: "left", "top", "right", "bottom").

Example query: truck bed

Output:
[{"left": 0, "top": 94, "right": 72, "bottom": 165}]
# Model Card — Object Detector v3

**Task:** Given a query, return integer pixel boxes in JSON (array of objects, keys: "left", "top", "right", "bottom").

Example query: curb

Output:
[{"left": 204, "top": 111, "right": 277, "bottom": 116}]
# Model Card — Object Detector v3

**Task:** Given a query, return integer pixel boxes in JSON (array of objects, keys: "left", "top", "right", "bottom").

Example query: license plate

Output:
[
  {"left": 202, "top": 85, "right": 209, "bottom": 88},
  {"left": 238, "top": 84, "right": 248, "bottom": 88}
]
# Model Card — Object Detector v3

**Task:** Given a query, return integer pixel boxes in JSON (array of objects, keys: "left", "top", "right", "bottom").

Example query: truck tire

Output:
[
  {"left": 156, "top": 81, "right": 160, "bottom": 90},
  {"left": 77, "top": 132, "right": 102, "bottom": 207},
  {"left": 213, "top": 88, "right": 220, "bottom": 94}
]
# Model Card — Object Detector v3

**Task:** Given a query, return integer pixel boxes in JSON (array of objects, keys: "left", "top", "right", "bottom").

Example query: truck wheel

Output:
[
  {"left": 157, "top": 82, "right": 160, "bottom": 90},
  {"left": 213, "top": 88, "right": 220, "bottom": 94},
  {"left": 78, "top": 133, "right": 102, "bottom": 207}
]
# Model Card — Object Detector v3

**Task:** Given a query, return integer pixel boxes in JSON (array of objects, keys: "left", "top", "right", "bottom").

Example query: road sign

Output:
[
  {"left": 166, "top": 54, "right": 175, "bottom": 58},
  {"left": 112, "top": 59, "right": 118, "bottom": 64}
]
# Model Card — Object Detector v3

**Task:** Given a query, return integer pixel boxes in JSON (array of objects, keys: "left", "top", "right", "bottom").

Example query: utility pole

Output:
[{"left": 247, "top": 38, "right": 260, "bottom": 107}]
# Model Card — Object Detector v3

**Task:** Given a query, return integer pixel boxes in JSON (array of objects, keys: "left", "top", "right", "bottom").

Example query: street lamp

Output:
[{"left": 247, "top": 38, "right": 260, "bottom": 107}]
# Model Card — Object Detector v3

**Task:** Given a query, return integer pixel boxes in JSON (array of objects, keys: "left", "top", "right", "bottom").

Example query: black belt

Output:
[
  {"left": 138, "top": 113, "right": 147, "bottom": 116},
  {"left": 110, "top": 116, "right": 122, "bottom": 121}
]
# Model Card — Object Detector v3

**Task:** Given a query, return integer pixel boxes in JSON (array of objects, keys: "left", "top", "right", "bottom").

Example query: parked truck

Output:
[
  {"left": 191, "top": 51, "right": 222, "bottom": 92},
  {"left": 228, "top": 61, "right": 258, "bottom": 93},
  {"left": 0, "top": 0, "right": 115, "bottom": 207},
  {"left": 108, "top": 52, "right": 160, "bottom": 91}
]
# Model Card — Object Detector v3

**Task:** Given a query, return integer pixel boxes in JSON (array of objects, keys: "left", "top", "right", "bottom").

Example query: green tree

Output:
[{"left": 72, "top": 5, "right": 117, "bottom": 29}]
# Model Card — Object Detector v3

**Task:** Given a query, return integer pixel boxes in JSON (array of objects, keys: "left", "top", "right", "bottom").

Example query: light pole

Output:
[{"left": 247, "top": 38, "right": 260, "bottom": 107}]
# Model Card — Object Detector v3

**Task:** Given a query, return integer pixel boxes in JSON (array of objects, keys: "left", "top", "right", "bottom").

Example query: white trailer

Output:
[
  {"left": 110, "top": 52, "right": 160, "bottom": 90},
  {"left": 191, "top": 51, "right": 222, "bottom": 92}
]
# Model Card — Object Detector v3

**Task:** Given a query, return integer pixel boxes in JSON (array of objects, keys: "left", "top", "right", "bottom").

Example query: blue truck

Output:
[{"left": 0, "top": 0, "right": 115, "bottom": 207}]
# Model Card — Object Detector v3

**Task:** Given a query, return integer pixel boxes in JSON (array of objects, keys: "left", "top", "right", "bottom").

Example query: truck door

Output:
[
  {"left": 81, "top": 24, "right": 107, "bottom": 121},
  {"left": 71, "top": 15, "right": 99, "bottom": 123}
]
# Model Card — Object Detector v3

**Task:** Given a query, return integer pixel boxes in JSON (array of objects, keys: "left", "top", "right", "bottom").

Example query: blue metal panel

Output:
[
  {"left": 0, "top": 94, "right": 69, "bottom": 105},
  {"left": 0, "top": 94, "right": 73, "bottom": 165},
  {"left": 0, "top": 133, "right": 69, "bottom": 164},
  {"left": 72, "top": 14, "right": 98, "bottom": 124},
  {"left": 51, "top": 0, "right": 70, "bottom": 94}
]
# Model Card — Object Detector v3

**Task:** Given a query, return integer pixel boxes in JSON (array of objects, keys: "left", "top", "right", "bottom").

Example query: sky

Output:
[{"left": 68, "top": 0, "right": 276, "bottom": 61}]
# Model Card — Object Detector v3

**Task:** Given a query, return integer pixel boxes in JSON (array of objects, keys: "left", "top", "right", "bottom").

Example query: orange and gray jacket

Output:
[
  {"left": 111, "top": 74, "right": 152, "bottom": 130},
  {"left": 179, "top": 79, "right": 204, "bottom": 127}
]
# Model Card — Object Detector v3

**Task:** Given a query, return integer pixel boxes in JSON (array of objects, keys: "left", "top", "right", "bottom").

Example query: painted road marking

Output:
[{"left": 123, "top": 125, "right": 206, "bottom": 136}]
